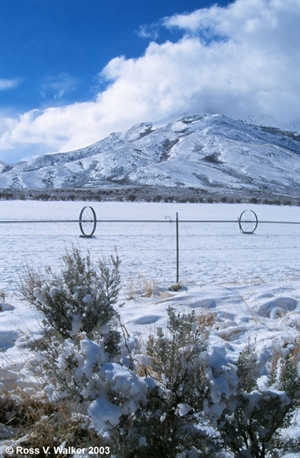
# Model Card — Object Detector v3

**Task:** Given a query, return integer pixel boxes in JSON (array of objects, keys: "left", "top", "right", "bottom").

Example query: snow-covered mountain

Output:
[{"left": 1, "top": 114, "right": 299, "bottom": 198}]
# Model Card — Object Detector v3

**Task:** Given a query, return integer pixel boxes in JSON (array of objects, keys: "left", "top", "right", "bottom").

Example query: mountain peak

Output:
[{"left": 1, "top": 114, "right": 299, "bottom": 201}]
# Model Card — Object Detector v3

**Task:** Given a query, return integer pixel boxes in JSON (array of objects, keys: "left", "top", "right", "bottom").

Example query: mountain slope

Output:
[{"left": 1, "top": 114, "right": 299, "bottom": 199}]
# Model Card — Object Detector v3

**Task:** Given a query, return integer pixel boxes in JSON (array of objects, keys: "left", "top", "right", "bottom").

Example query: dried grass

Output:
[
  {"left": 0, "top": 389, "right": 100, "bottom": 456},
  {"left": 140, "top": 275, "right": 157, "bottom": 298}
]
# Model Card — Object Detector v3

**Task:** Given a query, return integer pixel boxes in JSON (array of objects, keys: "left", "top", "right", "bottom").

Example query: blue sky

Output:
[
  {"left": 1, "top": 0, "right": 230, "bottom": 112},
  {"left": 0, "top": 0, "right": 299, "bottom": 162}
]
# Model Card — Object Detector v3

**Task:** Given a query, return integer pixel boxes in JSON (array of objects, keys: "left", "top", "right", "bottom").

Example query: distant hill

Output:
[{"left": 1, "top": 114, "right": 299, "bottom": 203}]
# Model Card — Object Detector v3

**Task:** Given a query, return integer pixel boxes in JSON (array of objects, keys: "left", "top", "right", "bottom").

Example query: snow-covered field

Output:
[
  {"left": 1, "top": 200, "right": 300, "bottom": 364},
  {"left": 1, "top": 200, "right": 300, "bottom": 454}
]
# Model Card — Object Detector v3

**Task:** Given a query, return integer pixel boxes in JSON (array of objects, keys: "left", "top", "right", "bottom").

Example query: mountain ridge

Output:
[{"left": 1, "top": 114, "right": 299, "bottom": 201}]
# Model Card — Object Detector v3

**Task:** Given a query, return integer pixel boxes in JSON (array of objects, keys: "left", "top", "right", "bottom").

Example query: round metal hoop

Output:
[
  {"left": 79, "top": 206, "right": 97, "bottom": 237},
  {"left": 239, "top": 209, "right": 258, "bottom": 234}
]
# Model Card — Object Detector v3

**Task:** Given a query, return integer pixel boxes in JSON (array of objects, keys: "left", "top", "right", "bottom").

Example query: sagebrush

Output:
[{"left": 4, "top": 247, "right": 299, "bottom": 457}]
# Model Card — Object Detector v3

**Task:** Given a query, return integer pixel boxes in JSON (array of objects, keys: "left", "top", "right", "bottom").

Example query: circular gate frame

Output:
[
  {"left": 238, "top": 209, "right": 258, "bottom": 234},
  {"left": 79, "top": 206, "right": 97, "bottom": 237}
]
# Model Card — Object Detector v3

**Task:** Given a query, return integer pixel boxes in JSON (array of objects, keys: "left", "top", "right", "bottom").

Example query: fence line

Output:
[
  {"left": 1, "top": 215, "right": 299, "bottom": 287},
  {"left": 1, "top": 219, "right": 299, "bottom": 224}
]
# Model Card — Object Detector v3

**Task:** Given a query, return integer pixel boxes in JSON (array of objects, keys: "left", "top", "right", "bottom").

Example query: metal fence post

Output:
[{"left": 176, "top": 212, "right": 179, "bottom": 283}]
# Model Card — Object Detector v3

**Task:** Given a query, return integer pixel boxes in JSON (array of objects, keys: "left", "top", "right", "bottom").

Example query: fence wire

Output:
[{"left": 1, "top": 217, "right": 299, "bottom": 295}]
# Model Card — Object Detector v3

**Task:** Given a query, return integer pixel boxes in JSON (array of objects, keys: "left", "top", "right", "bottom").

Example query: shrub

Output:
[
  {"left": 16, "top": 247, "right": 150, "bottom": 450},
  {"left": 14, "top": 256, "right": 235, "bottom": 458},
  {"left": 215, "top": 343, "right": 300, "bottom": 458},
  {"left": 111, "top": 307, "right": 216, "bottom": 457},
  {"left": 127, "top": 194, "right": 137, "bottom": 202},
  {"left": 19, "top": 246, "right": 121, "bottom": 342}
]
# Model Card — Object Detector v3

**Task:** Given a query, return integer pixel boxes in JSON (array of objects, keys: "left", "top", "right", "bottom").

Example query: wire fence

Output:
[{"left": 1, "top": 210, "right": 299, "bottom": 293}]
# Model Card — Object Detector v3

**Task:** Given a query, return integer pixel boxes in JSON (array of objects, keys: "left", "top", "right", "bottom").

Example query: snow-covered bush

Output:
[
  {"left": 106, "top": 307, "right": 217, "bottom": 457},
  {"left": 18, "top": 247, "right": 126, "bottom": 401},
  {"left": 19, "top": 245, "right": 121, "bottom": 344},
  {"left": 16, "top": 247, "right": 151, "bottom": 452},
  {"left": 213, "top": 344, "right": 300, "bottom": 458}
]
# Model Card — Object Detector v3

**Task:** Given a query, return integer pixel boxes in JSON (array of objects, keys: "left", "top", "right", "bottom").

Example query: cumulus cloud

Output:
[{"left": 1, "top": 0, "right": 299, "bottom": 162}]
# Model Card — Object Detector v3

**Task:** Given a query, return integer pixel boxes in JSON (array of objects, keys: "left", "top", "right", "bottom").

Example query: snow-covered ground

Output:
[{"left": 1, "top": 201, "right": 300, "bottom": 454}]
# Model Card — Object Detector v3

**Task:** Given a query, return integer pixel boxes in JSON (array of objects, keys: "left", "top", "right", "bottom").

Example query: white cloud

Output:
[
  {"left": 39, "top": 72, "right": 79, "bottom": 100},
  {"left": 1, "top": 0, "right": 299, "bottom": 162},
  {"left": 0, "top": 78, "right": 22, "bottom": 91},
  {"left": 137, "top": 22, "right": 161, "bottom": 40}
]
